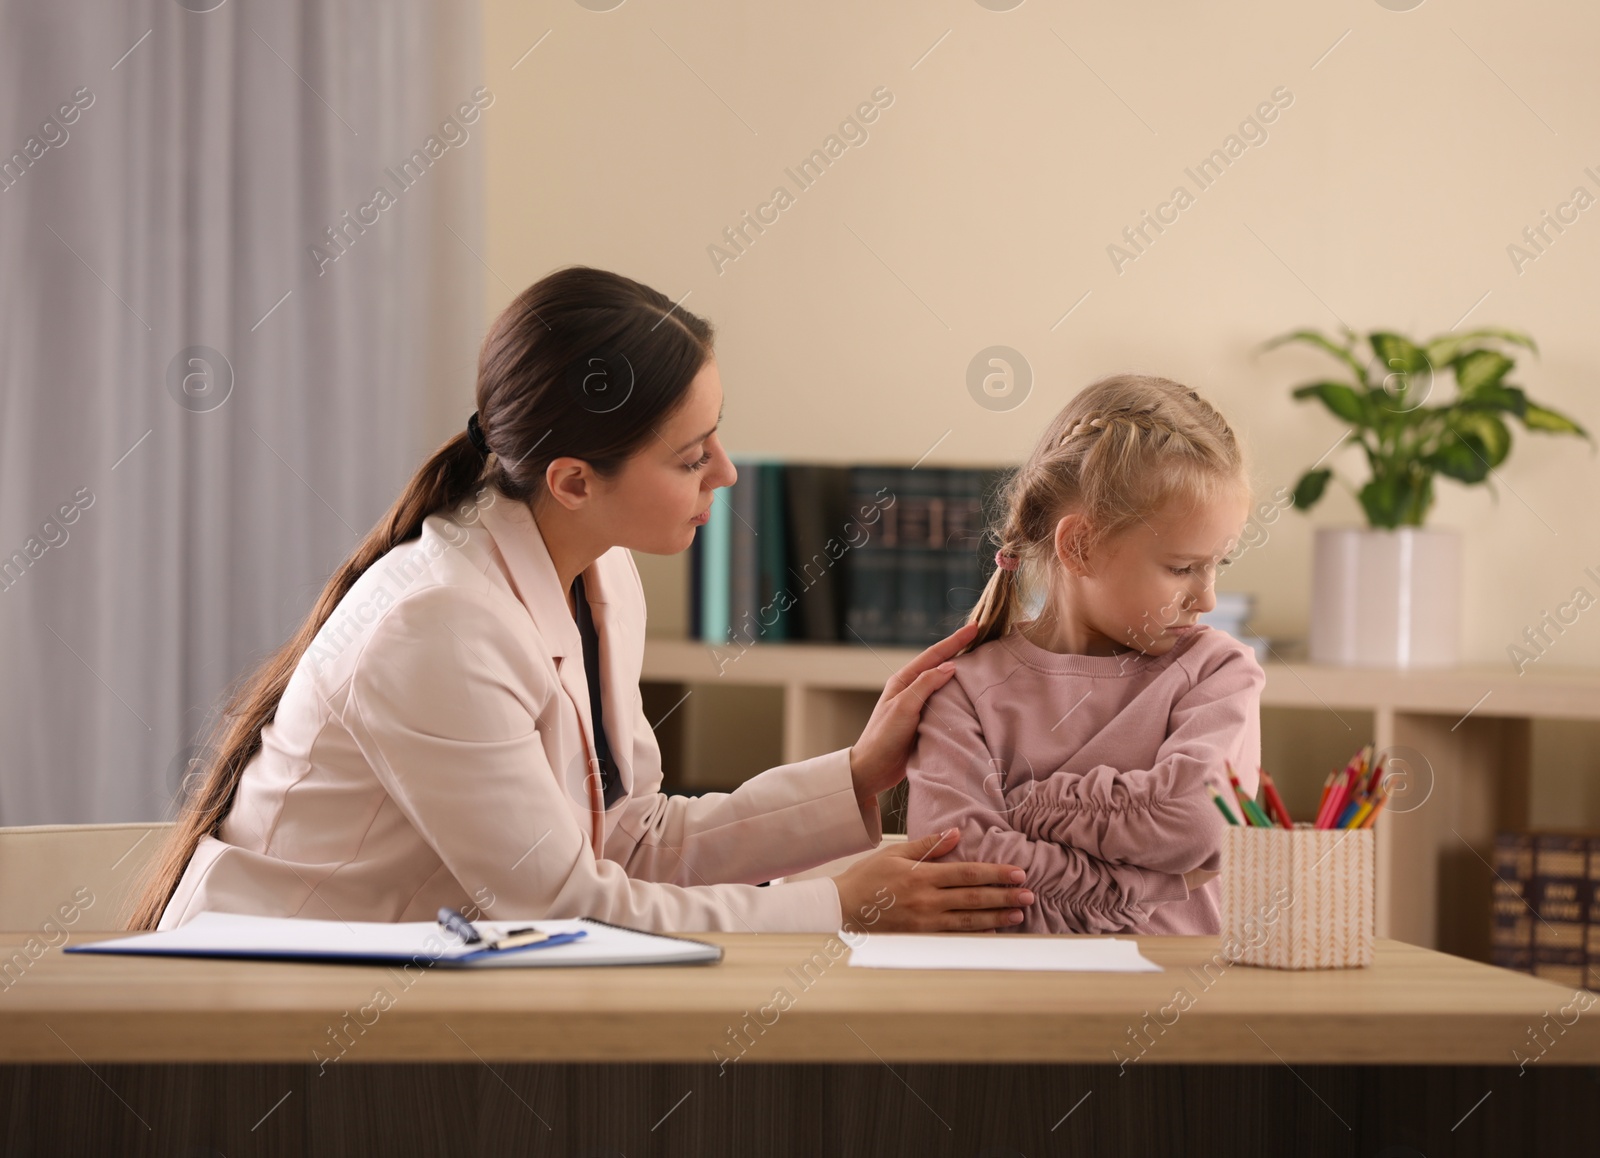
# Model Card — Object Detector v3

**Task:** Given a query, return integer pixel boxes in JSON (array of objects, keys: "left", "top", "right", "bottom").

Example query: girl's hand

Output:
[
  {"left": 1183, "top": 866, "right": 1220, "bottom": 891},
  {"left": 847, "top": 622, "right": 979, "bottom": 806},
  {"left": 833, "top": 828, "right": 1035, "bottom": 933}
]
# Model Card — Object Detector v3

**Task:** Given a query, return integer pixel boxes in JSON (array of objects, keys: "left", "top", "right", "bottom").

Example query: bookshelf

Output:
[{"left": 642, "top": 637, "right": 1600, "bottom": 964}]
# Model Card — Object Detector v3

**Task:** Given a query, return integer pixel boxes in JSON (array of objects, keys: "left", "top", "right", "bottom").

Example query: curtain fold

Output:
[{"left": 0, "top": 0, "right": 485, "bottom": 823}]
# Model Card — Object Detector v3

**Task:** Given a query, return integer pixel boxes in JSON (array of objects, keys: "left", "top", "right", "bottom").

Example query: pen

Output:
[{"left": 437, "top": 906, "right": 482, "bottom": 945}]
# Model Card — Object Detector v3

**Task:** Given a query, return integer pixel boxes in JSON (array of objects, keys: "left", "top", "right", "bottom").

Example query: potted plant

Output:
[{"left": 1262, "top": 325, "right": 1588, "bottom": 668}]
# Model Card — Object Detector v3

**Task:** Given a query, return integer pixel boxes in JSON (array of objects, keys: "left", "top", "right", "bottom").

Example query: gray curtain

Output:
[{"left": 0, "top": 0, "right": 485, "bottom": 824}]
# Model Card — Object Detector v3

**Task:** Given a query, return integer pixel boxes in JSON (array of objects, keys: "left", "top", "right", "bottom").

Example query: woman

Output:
[{"left": 128, "top": 267, "right": 1036, "bottom": 934}]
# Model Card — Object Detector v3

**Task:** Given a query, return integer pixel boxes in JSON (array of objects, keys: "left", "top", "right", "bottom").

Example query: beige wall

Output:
[{"left": 481, "top": 2, "right": 1600, "bottom": 806}]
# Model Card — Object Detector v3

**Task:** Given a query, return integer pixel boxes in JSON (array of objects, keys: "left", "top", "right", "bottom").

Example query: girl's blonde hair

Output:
[{"left": 965, "top": 373, "right": 1246, "bottom": 651}]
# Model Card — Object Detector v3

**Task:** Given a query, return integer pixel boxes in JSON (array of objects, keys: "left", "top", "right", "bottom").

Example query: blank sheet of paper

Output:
[{"left": 846, "top": 934, "right": 1162, "bottom": 973}]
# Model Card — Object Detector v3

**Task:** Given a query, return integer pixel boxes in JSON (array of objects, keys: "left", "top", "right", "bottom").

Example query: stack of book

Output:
[
  {"left": 688, "top": 462, "right": 1009, "bottom": 649},
  {"left": 1491, "top": 830, "right": 1599, "bottom": 989}
]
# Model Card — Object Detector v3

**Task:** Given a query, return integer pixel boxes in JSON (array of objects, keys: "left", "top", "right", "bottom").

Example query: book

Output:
[
  {"left": 782, "top": 464, "right": 852, "bottom": 641},
  {"left": 67, "top": 911, "right": 723, "bottom": 969},
  {"left": 844, "top": 467, "right": 902, "bottom": 644},
  {"left": 727, "top": 461, "right": 761, "bottom": 648},
  {"left": 1490, "top": 831, "right": 1533, "bottom": 973},
  {"left": 757, "top": 462, "right": 790, "bottom": 642},
  {"left": 1588, "top": 835, "right": 1600, "bottom": 992},
  {"left": 688, "top": 517, "right": 703, "bottom": 640},
  {"left": 698, "top": 489, "right": 732, "bottom": 643},
  {"left": 1530, "top": 832, "right": 1588, "bottom": 988}
]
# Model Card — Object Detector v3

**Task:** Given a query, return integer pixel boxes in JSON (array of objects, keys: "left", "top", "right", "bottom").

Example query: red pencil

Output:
[
  {"left": 1311, "top": 771, "right": 1335, "bottom": 826},
  {"left": 1316, "top": 768, "right": 1352, "bottom": 829},
  {"left": 1259, "top": 767, "right": 1294, "bottom": 828},
  {"left": 1363, "top": 748, "right": 1385, "bottom": 796}
]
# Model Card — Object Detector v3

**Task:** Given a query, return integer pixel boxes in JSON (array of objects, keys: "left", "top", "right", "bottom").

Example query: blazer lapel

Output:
[
  {"left": 475, "top": 489, "right": 607, "bottom": 849},
  {"left": 575, "top": 559, "right": 636, "bottom": 803}
]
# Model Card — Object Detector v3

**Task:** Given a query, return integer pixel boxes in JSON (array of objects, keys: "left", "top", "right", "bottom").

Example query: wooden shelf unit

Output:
[{"left": 642, "top": 638, "right": 1600, "bottom": 962}]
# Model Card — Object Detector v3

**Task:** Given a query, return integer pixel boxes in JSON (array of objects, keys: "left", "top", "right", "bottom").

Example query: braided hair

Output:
[{"left": 964, "top": 374, "right": 1246, "bottom": 652}]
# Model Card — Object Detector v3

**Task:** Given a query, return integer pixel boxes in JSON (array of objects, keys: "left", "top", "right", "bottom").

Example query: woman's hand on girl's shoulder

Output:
[{"left": 847, "top": 623, "right": 979, "bottom": 805}]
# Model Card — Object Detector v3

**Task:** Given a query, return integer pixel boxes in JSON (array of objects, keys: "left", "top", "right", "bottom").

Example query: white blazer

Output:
[{"left": 158, "top": 485, "right": 880, "bottom": 932}]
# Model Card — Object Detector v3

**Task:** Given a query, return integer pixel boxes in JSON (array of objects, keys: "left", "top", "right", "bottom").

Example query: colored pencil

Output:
[
  {"left": 1225, "top": 762, "right": 1272, "bottom": 827},
  {"left": 1314, "top": 769, "right": 1350, "bottom": 829},
  {"left": 1210, "top": 787, "right": 1240, "bottom": 826},
  {"left": 1363, "top": 748, "right": 1385, "bottom": 796},
  {"left": 1259, "top": 767, "right": 1294, "bottom": 829},
  {"left": 1359, "top": 785, "right": 1391, "bottom": 828},
  {"left": 1311, "top": 771, "right": 1335, "bottom": 828}
]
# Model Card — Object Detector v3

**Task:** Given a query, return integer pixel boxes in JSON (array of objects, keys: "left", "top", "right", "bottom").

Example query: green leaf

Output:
[
  {"left": 1458, "top": 383, "right": 1528, "bottom": 417},
  {"left": 1292, "top": 468, "right": 1333, "bottom": 510},
  {"left": 1369, "top": 332, "right": 1429, "bottom": 376},
  {"left": 1262, "top": 328, "right": 1367, "bottom": 384},
  {"left": 1292, "top": 381, "right": 1369, "bottom": 424},
  {"left": 1454, "top": 349, "right": 1514, "bottom": 395},
  {"left": 1424, "top": 327, "right": 1539, "bottom": 367},
  {"left": 1520, "top": 401, "right": 1590, "bottom": 439},
  {"left": 1427, "top": 412, "right": 1512, "bottom": 482},
  {"left": 1426, "top": 438, "right": 1492, "bottom": 483},
  {"left": 1358, "top": 472, "right": 1416, "bottom": 529}
]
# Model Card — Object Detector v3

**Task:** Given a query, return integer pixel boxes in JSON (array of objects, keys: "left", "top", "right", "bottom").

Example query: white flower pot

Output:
[{"left": 1309, "top": 527, "right": 1461, "bottom": 668}]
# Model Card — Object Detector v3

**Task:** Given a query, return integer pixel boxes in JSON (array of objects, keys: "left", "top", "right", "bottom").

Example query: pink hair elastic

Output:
[{"left": 994, "top": 550, "right": 1020, "bottom": 572}]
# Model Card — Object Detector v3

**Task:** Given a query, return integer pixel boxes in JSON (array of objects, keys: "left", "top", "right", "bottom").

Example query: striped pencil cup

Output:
[{"left": 1220, "top": 826, "right": 1374, "bottom": 969}]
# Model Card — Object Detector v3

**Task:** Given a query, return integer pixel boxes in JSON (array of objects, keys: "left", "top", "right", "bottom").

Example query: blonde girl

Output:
[{"left": 907, "top": 373, "right": 1264, "bottom": 934}]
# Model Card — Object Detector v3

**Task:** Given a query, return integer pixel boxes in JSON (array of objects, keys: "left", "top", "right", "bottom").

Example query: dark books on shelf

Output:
[
  {"left": 1491, "top": 830, "right": 1599, "bottom": 990},
  {"left": 1492, "top": 831, "right": 1534, "bottom": 973},
  {"left": 687, "top": 461, "right": 1010, "bottom": 649}
]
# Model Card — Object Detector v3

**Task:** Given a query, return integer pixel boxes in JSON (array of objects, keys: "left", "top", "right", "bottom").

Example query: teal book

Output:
[{"left": 699, "top": 489, "right": 733, "bottom": 643}]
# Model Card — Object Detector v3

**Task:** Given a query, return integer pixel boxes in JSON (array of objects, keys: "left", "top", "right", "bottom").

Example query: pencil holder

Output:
[{"left": 1220, "top": 826, "right": 1374, "bottom": 969}]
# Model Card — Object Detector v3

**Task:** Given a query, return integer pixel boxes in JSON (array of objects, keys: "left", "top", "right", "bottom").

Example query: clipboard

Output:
[{"left": 66, "top": 911, "right": 723, "bottom": 969}]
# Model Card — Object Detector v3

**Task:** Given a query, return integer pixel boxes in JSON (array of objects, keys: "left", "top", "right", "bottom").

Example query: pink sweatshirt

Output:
[{"left": 907, "top": 623, "right": 1264, "bottom": 935}]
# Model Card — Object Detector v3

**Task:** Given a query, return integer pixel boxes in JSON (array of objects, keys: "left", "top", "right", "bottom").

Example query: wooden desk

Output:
[{"left": 3, "top": 931, "right": 1597, "bottom": 1157}]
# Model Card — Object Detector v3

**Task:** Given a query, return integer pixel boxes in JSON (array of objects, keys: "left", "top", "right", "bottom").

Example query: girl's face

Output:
[
  {"left": 1058, "top": 488, "right": 1250, "bottom": 657},
  {"left": 596, "top": 356, "right": 737, "bottom": 555}
]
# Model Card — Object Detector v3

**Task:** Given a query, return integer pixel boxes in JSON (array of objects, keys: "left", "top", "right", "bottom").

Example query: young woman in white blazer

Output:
[{"left": 130, "top": 267, "right": 1036, "bottom": 934}]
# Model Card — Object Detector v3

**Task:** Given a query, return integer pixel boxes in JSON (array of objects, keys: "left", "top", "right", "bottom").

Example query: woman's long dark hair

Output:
[{"left": 125, "top": 267, "right": 715, "bottom": 930}]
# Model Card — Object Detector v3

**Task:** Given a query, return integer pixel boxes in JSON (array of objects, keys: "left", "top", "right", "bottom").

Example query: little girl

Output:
[{"left": 907, "top": 373, "right": 1264, "bottom": 935}]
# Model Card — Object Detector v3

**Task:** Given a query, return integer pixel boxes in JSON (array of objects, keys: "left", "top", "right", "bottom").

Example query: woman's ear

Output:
[{"left": 544, "top": 457, "right": 594, "bottom": 512}]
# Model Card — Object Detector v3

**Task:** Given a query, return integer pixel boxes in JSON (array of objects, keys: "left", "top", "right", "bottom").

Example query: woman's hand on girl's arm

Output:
[
  {"left": 832, "top": 828, "right": 1035, "bottom": 933},
  {"left": 847, "top": 623, "right": 979, "bottom": 807}
]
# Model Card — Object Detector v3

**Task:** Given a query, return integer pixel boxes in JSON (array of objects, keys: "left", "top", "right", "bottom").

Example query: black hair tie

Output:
[{"left": 465, "top": 411, "right": 491, "bottom": 458}]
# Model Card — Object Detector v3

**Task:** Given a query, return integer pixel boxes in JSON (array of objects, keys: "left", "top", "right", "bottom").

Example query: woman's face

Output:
[{"left": 597, "top": 356, "right": 737, "bottom": 555}]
